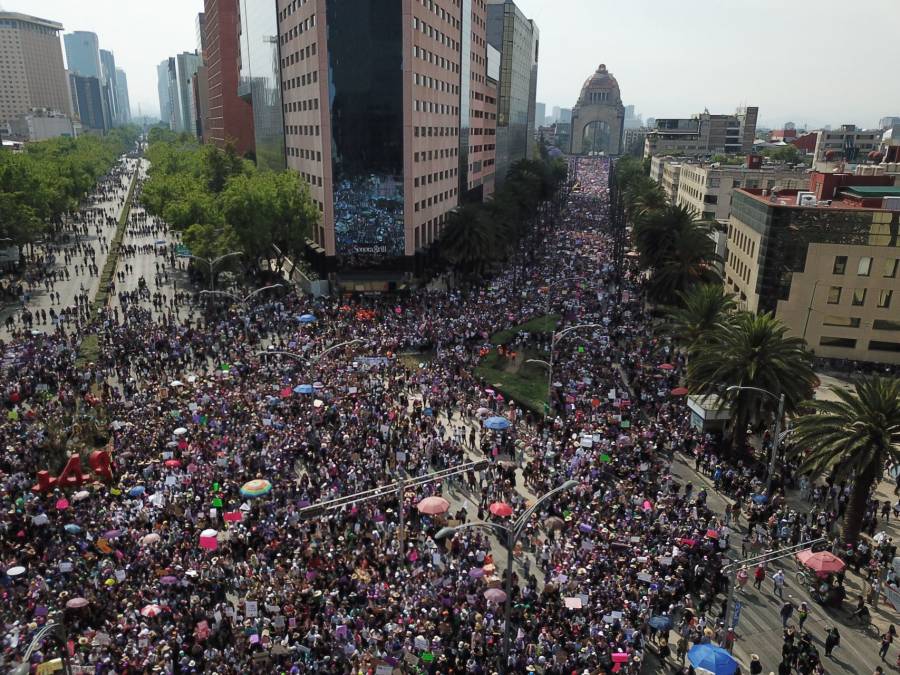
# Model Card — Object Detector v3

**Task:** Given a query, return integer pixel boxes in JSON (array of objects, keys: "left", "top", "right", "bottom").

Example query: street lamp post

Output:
[
  {"left": 436, "top": 479, "right": 579, "bottom": 674},
  {"left": 11, "top": 621, "right": 71, "bottom": 675},
  {"left": 184, "top": 251, "right": 244, "bottom": 292},
  {"left": 199, "top": 284, "right": 283, "bottom": 341},
  {"left": 726, "top": 385, "right": 786, "bottom": 496},
  {"left": 531, "top": 323, "right": 603, "bottom": 418}
]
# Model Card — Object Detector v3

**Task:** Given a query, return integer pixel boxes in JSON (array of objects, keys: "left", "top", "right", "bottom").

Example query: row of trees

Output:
[
  {"left": 0, "top": 127, "right": 140, "bottom": 246},
  {"left": 614, "top": 156, "right": 721, "bottom": 306},
  {"left": 140, "top": 132, "right": 319, "bottom": 269},
  {"left": 437, "top": 157, "right": 568, "bottom": 275}
]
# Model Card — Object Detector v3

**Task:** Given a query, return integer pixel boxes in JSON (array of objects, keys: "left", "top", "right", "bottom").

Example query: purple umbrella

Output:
[
  {"left": 468, "top": 567, "right": 485, "bottom": 578},
  {"left": 104, "top": 529, "right": 123, "bottom": 540},
  {"left": 160, "top": 575, "right": 178, "bottom": 585}
]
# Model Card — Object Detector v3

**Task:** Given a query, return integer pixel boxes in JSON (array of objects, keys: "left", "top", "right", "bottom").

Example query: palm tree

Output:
[
  {"left": 666, "top": 284, "right": 736, "bottom": 354},
  {"left": 688, "top": 312, "right": 816, "bottom": 453},
  {"left": 438, "top": 205, "right": 500, "bottom": 275},
  {"left": 789, "top": 377, "right": 900, "bottom": 545}
]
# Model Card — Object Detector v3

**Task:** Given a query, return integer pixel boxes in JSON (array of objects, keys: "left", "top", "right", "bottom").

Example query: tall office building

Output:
[
  {"left": 115, "top": 68, "right": 131, "bottom": 123},
  {"left": 277, "top": 0, "right": 497, "bottom": 270},
  {"left": 174, "top": 52, "right": 202, "bottom": 134},
  {"left": 535, "top": 102, "right": 545, "bottom": 129},
  {"left": 486, "top": 0, "right": 539, "bottom": 186},
  {"left": 0, "top": 12, "right": 73, "bottom": 126},
  {"left": 99, "top": 49, "right": 118, "bottom": 125},
  {"left": 204, "top": 0, "right": 255, "bottom": 155},
  {"left": 157, "top": 58, "right": 174, "bottom": 129},
  {"left": 238, "top": 0, "right": 285, "bottom": 170},
  {"left": 69, "top": 73, "right": 108, "bottom": 131},
  {"left": 63, "top": 31, "right": 101, "bottom": 79}
]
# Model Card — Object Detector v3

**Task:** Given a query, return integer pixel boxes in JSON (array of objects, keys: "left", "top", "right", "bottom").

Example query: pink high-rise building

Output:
[{"left": 277, "top": 0, "right": 497, "bottom": 269}]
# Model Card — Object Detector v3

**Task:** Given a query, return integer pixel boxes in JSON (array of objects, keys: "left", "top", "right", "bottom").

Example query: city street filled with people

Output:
[{"left": 2, "top": 154, "right": 899, "bottom": 675}]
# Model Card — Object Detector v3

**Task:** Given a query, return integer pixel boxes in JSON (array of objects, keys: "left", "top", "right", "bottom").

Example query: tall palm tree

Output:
[
  {"left": 789, "top": 377, "right": 900, "bottom": 545},
  {"left": 666, "top": 284, "right": 736, "bottom": 355},
  {"left": 438, "top": 205, "right": 500, "bottom": 275},
  {"left": 688, "top": 312, "right": 816, "bottom": 453}
]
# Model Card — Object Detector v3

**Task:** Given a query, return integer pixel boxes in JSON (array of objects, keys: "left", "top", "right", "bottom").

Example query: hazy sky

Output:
[{"left": 26, "top": 0, "right": 900, "bottom": 128}]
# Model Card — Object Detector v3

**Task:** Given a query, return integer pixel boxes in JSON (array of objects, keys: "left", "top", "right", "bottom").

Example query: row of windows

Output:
[
  {"left": 279, "top": 13, "right": 316, "bottom": 45},
  {"left": 727, "top": 252, "right": 751, "bottom": 286},
  {"left": 296, "top": 170, "right": 321, "bottom": 188},
  {"left": 414, "top": 125, "right": 458, "bottom": 138},
  {"left": 470, "top": 144, "right": 494, "bottom": 154},
  {"left": 418, "top": 0, "right": 461, "bottom": 29},
  {"left": 283, "top": 98, "right": 319, "bottom": 114},
  {"left": 414, "top": 147, "right": 458, "bottom": 162},
  {"left": 413, "top": 45, "right": 459, "bottom": 74},
  {"left": 415, "top": 168, "right": 456, "bottom": 188},
  {"left": 413, "top": 17, "right": 459, "bottom": 52},
  {"left": 826, "top": 286, "right": 893, "bottom": 308},
  {"left": 833, "top": 255, "right": 898, "bottom": 278},
  {"left": 414, "top": 99, "right": 458, "bottom": 116},
  {"left": 414, "top": 188, "right": 457, "bottom": 212},
  {"left": 285, "top": 123, "right": 320, "bottom": 136},
  {"left": 469, "top": 127, "right": 495, "bottom": 136},
  {"left": 283, "top": 70, "right": 318, "bottom": 90},
  {"left": 414, "top": 72, "right": 458, "bottom": 95},
  {"left": 285, "top": 144, "right": 321, "bottom": 162},
  {"left": 820, "top": 336, "right": 900, "bottom": 353},
  {"left": 587, "top": 91, "right": 612, "bottom": 103},
  {"left": 278, "top": 0, "right": 311, "bottom": 22},
  {"left": 281, "top": 42, "right": 317, "bottom": 69},
  {"left": 415, "top": 211, "right": 450, "bottom": 250},
  {"left": 823, "top": 316, "right": 900, "bottom": 331}
]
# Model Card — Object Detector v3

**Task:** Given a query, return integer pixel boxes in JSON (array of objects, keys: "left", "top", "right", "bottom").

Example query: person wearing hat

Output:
[{"left": 750, "top": 653, "right": 763, "bottom": 675}]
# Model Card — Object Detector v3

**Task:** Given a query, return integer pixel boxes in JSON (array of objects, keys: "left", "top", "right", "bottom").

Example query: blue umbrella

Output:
[
  {"left": 687, "top": 644, "right": 738, "bottom": 675},
  {"left": 484, "top": 416, "right": 511, "bottom": 431},
  {"left": 423, "top": 407, "right": 434, "bottom": 417},
  {"left": 752, "top": 494, "right": 768, "bottom": 504},
  {"left": 648, "top": 615, "right": 673, "bottom": 631},
  {"left": 64, "top": 524, "right": 82, "bottom": 534},
  {"left": 128, "top": 486, "right": 146, "bottom": 497},
  {"left": 297, "top": 314, "right": 317, "bottom": 324},
  {"left": 294, "top": 384, "right": 314, "bottom": 394}
]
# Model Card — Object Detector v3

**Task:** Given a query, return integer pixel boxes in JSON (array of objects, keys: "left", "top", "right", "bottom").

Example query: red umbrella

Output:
[
  {"left": 706, "top": 529, "right": 719, "bottom": 539},
  {"left": 659, "top": 363, "right": 675, "bottom": 371},
  {"left": 416, "top": 496, "right": 450, "bottom": 515},
  {"left": 670, "top": 387, "right": 689, "bottom": 396},
  {"left": 140, "top": 603, "right": 164, "bottom": 617},
  {"left": 797, "top": 549, "right": 845, "bottom": 574},
  {"left": 164, "top": 459, "right": 181, "bottom": 469},
  {"left": 489, "top": 502, "right": 513, "bottom": 517}
]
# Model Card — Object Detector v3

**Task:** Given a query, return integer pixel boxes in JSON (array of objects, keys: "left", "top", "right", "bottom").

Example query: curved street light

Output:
[
  {"left": 726, "top": 385, "right": 786, "bottom": 495},
  {"left": 11, "top": 621, "right": 71, "bottom": 675},
  {"left": 542, "top": 323, "right": 604, "bottom": 418},
  {"left": 436, "top": 479, "right": 579, "bottom": 673},
  {"left": 183, "top": 251, "right": 244, "bottom": 291}
]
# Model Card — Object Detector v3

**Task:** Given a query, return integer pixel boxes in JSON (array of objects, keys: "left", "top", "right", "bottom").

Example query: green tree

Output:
[
  {"left": 688, "top": 312, "right": 817, "bottom": 453},
  {"left": 438, "top": 204, "right": 501, "bottom": 275},
  {"left": 789, "top": 377, "right": 900, "bottom": 544},
  {"left": 666, "top": 284, "right": 736, "bottom": 353}
]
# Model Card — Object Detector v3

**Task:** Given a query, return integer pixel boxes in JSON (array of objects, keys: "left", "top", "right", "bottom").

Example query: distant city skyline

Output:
[{"left": 26, "top": 0, "right": 900, "bottom": 127}]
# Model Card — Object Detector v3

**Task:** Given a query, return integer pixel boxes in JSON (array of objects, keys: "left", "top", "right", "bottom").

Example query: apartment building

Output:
[
  {"left": 276, "top": 0, "right": 497, "bottom": 269},
  {"left": 643, "top": 107, "right": 758, "bottom": 158},
  {"left": 725, "top": 184, "right": 900, "bottom": 364},
  {"left": 813, "top": 124, "right": 882, "bottom": 169}
]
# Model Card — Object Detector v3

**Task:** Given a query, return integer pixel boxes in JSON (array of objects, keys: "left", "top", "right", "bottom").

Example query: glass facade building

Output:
[
  {"left": 486, "top": 0, "right": 538, "bottom": 185},
  {"left": 326, "top": 0, "right": 404, "bottom": 258},
  {"left": 63, "top": 31, "right": 101, "bottom": 79},
  {"left": 238, "top": 0, "right": 286, "bottom": 170}
]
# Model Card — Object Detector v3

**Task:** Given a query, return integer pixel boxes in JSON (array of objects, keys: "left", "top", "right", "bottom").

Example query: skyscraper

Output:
[
  {"left": 204, "top": 0, "right": 255, "bottom": 155},
  {"left": 174, "top": 52, "right": 202, "bottom": 134},
  {"left": 115, "top": 68, "right": 131, "bottom": 123},
  {"left": 99, "top": 49, "right": 118, "bottom": 125},
  {"left": 69, "top": 73, "right": 108, "bottom": 131},
  {"left": 238, "top": 0, "right": 285, "bottom": 170},
  {"left": 277, "top": 0, "right": 498, "bottom": 265},
  {"left": 486, "top": 0, "right": 539, "bottom": 186},
  {"left": 535, "top": 102, "right": 546, "bottom": 128},
  {"left": 63, "top": 31, "right": 101, "bottom": 79},
  {"left": 157, "top": 58, "right": 174, "bottom": 128},
  {"left": 0, "top": 12, "right": 73, "bottom": 126}
]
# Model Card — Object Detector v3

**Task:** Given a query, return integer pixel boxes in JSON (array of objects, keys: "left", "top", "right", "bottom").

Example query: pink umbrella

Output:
[
  {"left": 642, "top": 500, "right": 653, "bottom": 511},
  {"left": 670, "top": 387, "right": 689, "bottom": 396},
  {"left": 484, "top": 588, "right": 507, "bottom": 603},
  {"left": 489, "top": 502, "right": 513, "bottom": 518},
  {"left": 66, "top": 597, "right": 89, "bottom": 609},
  {"left": 199, "top": 528, "right": 218, "bottom": 551},
  {"left": 164, "top": 459, "right": 181, "bottom": 469},
  {"left": 55, "top": 498, "right": 69, "bottom": 511},
  {"left": 706, "top": 529, "right": 719, "bottom": 539},
  {"left": 416, "top": 496, "right": 450, "bottom": 515},
  {"left": 140, "top": 603, "right": 163, "bottom": 617},
  {"left": 140, "top": 533, "right": 160, "bottom": 546},
  {"left": 659, "top": 363, "right": 675, "bottom": 371}
]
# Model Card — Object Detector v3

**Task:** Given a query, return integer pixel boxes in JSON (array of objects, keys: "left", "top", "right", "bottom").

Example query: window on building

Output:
[
  {"left": 857, "top": 256, "right": 873, "bottom": 276},
  {"left": 884, "top": 258, "right": 899, "bottom": 278},
  {"left": 827, "top": 286, "right": 842, "bottom": 304},
  {"left": 819, "top": 336, "right": 857, "bottom": 348},
  {"left": 822, "top": 316, "right": 861, "bottom": 328},
  {"left": 852, "top": 289, "right": 867, "bottom": 306},
  {"left": 832, "top": 256, "right": 847, "bottom": 275},
  {"left": 878, "top": 289, "right": 893, "bottom": 308},
  {"left": 873, "top": 319, "right": 900, "bottom": 331},
  {"left": 868, "top": 340, "right": 900, "bottom": 353}
]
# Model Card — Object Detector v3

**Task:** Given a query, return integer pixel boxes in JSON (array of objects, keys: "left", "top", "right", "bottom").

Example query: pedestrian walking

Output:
[
  {"left": 798, "top": 601, "right": 809, "bottom": 630},
  {"left": 824, "top": 626, "right": 840, "bottom": 657},
  {"left": 879, "top": 631, "right": 892, "bottom": 660},
  {"left": 754, "top": 564, "right": 765, "bottom": 590},
  {"left": 749, "top": 653, "right": 763, "bottom": 674},
  {"left": 773, "top": 569, "right": 786, "bottom": 599},
  {"left": 780, "top": 599, "right": 794, "bottom": 627}
]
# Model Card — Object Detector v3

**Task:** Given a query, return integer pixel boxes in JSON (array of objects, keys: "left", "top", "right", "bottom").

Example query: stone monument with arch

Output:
[{"left": 569, "top": 64, "right": 625, "bottom": 156}]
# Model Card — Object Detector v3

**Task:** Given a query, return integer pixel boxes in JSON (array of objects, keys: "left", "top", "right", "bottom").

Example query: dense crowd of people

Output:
[{"left": 2, "top": 152, "right": 892, "bottom": 674}]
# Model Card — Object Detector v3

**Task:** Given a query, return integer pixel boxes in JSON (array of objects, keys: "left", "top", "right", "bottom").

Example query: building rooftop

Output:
[
  {"left": 839, "top": 186, "right": 900, "bottom": 198},
  {"left": 0, "top": 12, "right": 64, "bottom": 31},
  {"left": 739, "top": 188, "right": 900, "bottom": 212}
]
